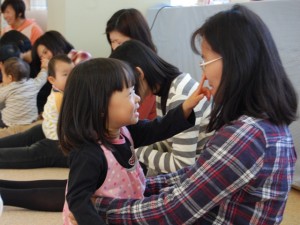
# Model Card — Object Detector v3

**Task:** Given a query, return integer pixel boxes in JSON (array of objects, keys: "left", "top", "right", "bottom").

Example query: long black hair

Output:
[
  {"left": 106, "top": 8, "right": 156, "bottom": 52},
  {"left": 191, "top": 4, "right": 297, "bottom": 132},
  {"left": 31, "top": 31, "right": 74, "bottom": 75}
]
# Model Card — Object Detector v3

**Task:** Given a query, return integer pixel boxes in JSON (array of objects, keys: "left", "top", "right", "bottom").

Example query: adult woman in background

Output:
[
  {"left": 106, "top": 8, "right": 156, "bottom": 120},
  {"left": 74, "top": 5, "right": 298, "bottom": 225},
  {"left": 31, "top": 30, "right": 92, "bottom": 113},
  {"left": 110, "top": 39, "right": 212, "bottom": 176},
  {"left": 0, "top": 0, "right": 43, "bottom": 45}
]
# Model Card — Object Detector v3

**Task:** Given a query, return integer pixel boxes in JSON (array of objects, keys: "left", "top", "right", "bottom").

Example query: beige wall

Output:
[{"left": 47, "top": 0, "right": 169, "bottom": 58}]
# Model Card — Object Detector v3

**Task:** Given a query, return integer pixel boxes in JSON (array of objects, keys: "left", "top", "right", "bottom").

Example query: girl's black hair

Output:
[
  {"left": 191, "top": 4, "right": 298, "bottom": 131},
  {"left": 109, "top": 39, "right": 181, "bottom": 115},
  {"left": 58, "top": 58, "right": 135, "bottom": 155}
]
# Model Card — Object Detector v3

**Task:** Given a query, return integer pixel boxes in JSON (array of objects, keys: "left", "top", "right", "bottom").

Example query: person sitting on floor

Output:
[{"left": 0, "top": 57, "right": 47, "bottom": 132}]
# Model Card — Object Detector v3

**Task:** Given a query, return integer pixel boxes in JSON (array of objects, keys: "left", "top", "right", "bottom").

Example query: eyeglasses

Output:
[{"left": 199, "top": 57, "right": 222, "bottom": 71}]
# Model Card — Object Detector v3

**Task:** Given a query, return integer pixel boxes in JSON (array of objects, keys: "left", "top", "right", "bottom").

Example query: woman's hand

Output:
[
  {"left": 68, "top": 212, "right": 78, "bottom": 225},
  {"left": 68, "top": 197, "right": 97, "bottom": 225}
]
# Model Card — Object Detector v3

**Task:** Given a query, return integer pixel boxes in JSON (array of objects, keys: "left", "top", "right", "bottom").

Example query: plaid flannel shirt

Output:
[{"left": 95, "top": 115, "right": 296, "bottom": 225}]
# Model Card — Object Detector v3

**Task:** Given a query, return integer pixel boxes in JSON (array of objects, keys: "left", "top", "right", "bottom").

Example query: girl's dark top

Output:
[{"left": 67, "top": 103, "right": 195, "bottom": 225}]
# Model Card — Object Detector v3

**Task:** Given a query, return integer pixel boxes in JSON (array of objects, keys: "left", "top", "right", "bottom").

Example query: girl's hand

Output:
[{"left": 182, "top": 75, "right": 211, "bottom": 119}]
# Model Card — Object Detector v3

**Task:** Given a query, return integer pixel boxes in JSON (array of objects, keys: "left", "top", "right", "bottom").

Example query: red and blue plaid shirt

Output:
[{"left": 95, "top": 115, "right": 297, "bottom": 225}]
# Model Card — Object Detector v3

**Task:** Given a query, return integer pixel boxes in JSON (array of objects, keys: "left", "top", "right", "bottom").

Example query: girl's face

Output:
[
  {"left": 48, "top": 61, "right": 74, "bottom": 91},
  {"left": 37, "top": 44, "right": 53, "bottom": 60},
  {"left": 108, "top": 86, "right": 141, "bottom": 130},
  {"left": 2, "top": 5, "right": 18, "bottom": 26},
  {"left": 200, "top": 38, "right": 223, "bottom": 96},
  {"left": 109, "top": 31, "right": 131, "bottom": 50}
]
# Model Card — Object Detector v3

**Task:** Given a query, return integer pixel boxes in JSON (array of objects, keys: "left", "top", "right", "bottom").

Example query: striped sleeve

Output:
[{"left": 136, "top": 73, "right": 213, "bottom": 175}]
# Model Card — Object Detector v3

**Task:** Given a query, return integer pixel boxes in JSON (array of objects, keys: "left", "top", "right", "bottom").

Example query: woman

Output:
[
  {"left": 72, "top": 4, "right": 297, "bottom": 225},
  {"left": 31, "top": 30, "right": 92, "bottom": 113},
  {"left": 1, "top": 0, "right": 43, "bottom": 45},
  {"left": 106, "top": 8, "right": 157, "bottom": 120}
]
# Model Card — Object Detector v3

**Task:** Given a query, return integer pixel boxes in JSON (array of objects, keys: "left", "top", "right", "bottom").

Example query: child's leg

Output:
[
  {"left": 0, "top": 124, "right": 45, "bottom": 147},
  {"left": 0, "top": 120, "right": 43, "bottom": 138},
  {"left": 0, "top": 179, "right": 67, "bottom": 188},
  {"left": 0, "top": 138, "right": 68, "bottom": 168},
  {"left": 1, "top": 187, "right": 66, "bottom": 211},
  {"left": 0, "top": 179, "right": 67, "bottom": 211}
]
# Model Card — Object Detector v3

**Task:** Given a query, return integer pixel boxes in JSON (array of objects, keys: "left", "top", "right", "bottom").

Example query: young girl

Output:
[
  {"left": 110, "top": 39, "right": 212, "bottom": 176},
  {"left": 0, "top": 54, "right": 73, "bottom": 169},
  {"left": 58, "top": 58, "right": 205, "bottom": 225}
]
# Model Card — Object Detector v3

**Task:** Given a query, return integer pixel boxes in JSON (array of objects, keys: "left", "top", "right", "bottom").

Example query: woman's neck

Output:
[{"left": 12, "top": 18, "right": 25, "bottom": 29}]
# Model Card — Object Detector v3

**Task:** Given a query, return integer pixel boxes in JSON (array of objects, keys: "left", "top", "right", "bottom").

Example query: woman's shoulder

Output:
[{"left": 221, "top": 115, "right": 291, "bottom": 144}]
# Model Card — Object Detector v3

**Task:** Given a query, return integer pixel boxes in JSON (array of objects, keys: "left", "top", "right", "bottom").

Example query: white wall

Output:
[{"left": 47, "top": 0, "right": 169, "bottom": 58}]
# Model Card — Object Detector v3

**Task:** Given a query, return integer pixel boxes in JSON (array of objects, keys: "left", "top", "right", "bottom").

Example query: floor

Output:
[
  {"left": 281, "top": 187, "right": 300, "bottom": 225},
  {"left": 0, "top": 168, "right": 68, "bottom": 225},
  {"left": 0, "top": 168, "right": 299, "bottom": 225}
]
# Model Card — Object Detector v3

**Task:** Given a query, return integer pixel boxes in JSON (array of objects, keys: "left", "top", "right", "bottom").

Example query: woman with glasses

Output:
[{"left": 70, "top": 4, "right": 297, "bottom": 225}]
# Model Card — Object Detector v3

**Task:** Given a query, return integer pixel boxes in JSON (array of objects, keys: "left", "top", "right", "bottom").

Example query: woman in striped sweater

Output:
[{"left": 110, "top": 39, "right": 213, "bottom": 176}]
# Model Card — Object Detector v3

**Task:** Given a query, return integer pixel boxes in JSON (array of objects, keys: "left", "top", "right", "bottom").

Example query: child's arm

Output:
[
  {"left": 0, "top": 84, "right": 9, "bottom": 107},
  {"left": 66, "top": 143, "right": 107, "bottom": 225},
  {"left": 129, "top": 80, "right": 211, "bottom": 148},
  {"left": 182, "top": 75, "right": 210, "bottom": 119},
  {"left": 33, "top": 68, "right": 48, "bottom": 89},
  {"left": 53, "top": 92, "right": 63, "bottom": 113}
]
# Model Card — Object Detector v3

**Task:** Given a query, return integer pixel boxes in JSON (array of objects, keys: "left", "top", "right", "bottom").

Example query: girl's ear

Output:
[
  {"left": 135, "top": 66, "right": 145, "bottom": 80},
  {"left": 47, "top": 76, "right": 55, "bottom": 85}
]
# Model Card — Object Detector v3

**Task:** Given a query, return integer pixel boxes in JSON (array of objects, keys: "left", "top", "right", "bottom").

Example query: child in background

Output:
[
  {"left": 58, "top": 58, "right": 205, "bottom": 225},
  {"left": 0, "top": 54, "right": 73, "bottom": 168},
  {"left": 0, "top": 44, "right": 21, "bottom": 83},
  {"left": 0, "top": 57, "right": 47, "bottom": 128}
]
